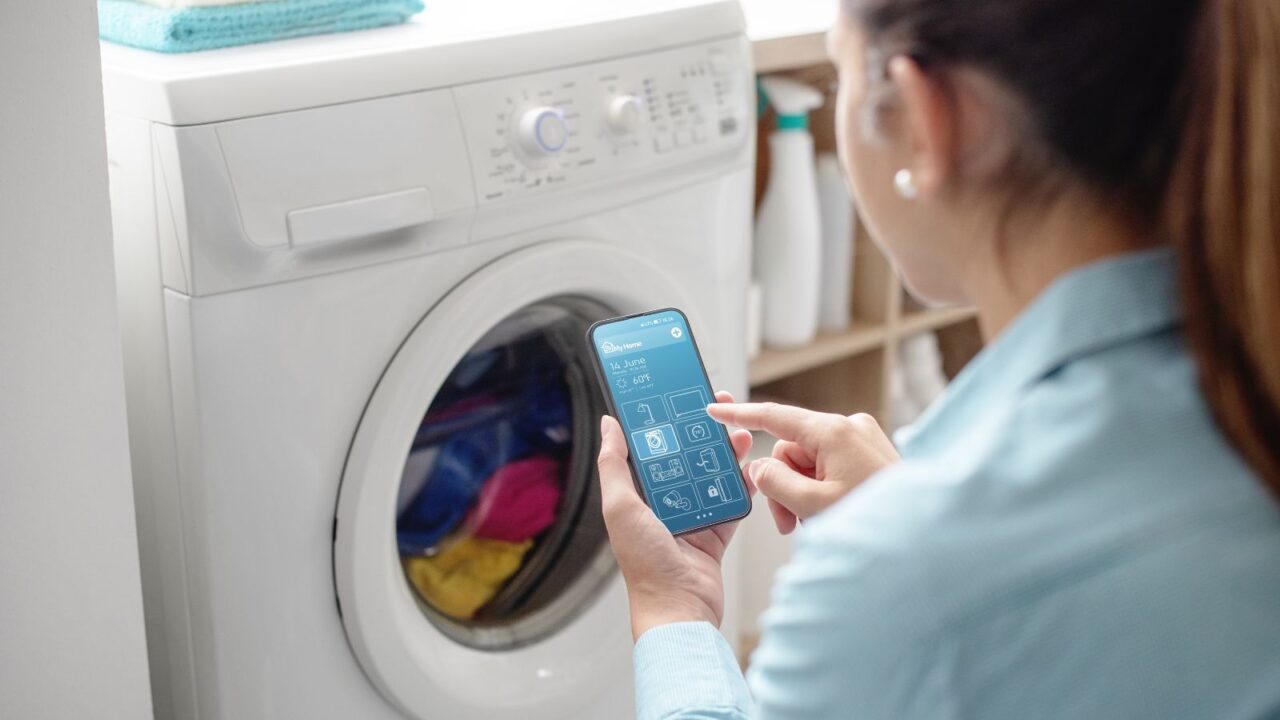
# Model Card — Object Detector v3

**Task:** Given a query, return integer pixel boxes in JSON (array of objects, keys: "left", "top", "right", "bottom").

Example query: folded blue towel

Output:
[{"left": 98, "top": 0, "right": 424, "bottom": 53}]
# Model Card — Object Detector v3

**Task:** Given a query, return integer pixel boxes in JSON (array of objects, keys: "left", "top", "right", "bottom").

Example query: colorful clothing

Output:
[{"left": 404, "top": 537, "right": 533, "bottom": 620}]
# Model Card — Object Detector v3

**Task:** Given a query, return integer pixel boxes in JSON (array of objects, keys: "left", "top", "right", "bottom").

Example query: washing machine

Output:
[{"left": 101, "top": 1, "right": 755, "bottom": 718}]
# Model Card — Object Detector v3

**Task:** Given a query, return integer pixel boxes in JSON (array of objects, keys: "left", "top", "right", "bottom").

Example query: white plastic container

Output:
[
  {"left": 900, "top": 331, "right": 950, "bottom": 410},
  {"left": 888, "top": 361, "right": 922, "bottom": 432},
  {"left": 816, "top": 153, "right": 854, "bottom": 330},
  {"left": 755, "top": 76, "right": 824, "bottom": 348},
  {"left": 746, "top": 280, "right": 763, "bottom": 359}
]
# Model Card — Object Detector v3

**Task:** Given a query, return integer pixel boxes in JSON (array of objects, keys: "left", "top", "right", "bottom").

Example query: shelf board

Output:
[
  {"left": 898, "top": 306, "right": 978, "bottom": 336},
  {"left": 752, "top": 33, "right": 829, "bottom": 74},
  {"left": 749, "top": 322, "right": 886, "bottom": 387}
]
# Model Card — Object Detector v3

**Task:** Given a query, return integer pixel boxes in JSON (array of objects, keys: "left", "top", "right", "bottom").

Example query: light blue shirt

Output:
[{"left": 634, "top": 248, "right": 1280, "bottom": 719}]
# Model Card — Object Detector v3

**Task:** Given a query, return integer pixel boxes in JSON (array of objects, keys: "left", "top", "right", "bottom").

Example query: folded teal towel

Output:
[{"left": 98, "top": 0, "right": 424, "bottom": 53}]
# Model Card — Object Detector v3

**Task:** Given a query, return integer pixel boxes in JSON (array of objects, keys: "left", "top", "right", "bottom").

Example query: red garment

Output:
[{"left": 465, "top": 456, "right": 562, "bottom": 542}]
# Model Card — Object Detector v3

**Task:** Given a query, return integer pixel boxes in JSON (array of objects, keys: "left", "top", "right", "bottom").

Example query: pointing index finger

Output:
[{"left": 706, "top": 402, "right": 822, "bottom": 446}]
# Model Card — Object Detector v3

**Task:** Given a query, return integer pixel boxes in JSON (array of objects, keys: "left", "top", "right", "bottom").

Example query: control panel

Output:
[{"left": 453, "top": 38, "right": 751, "bottom": 205}]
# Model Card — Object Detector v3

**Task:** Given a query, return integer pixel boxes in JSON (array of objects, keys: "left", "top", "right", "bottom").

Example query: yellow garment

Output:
[{"left": 404, "top": 537, "right": 533, "bottom": 620}]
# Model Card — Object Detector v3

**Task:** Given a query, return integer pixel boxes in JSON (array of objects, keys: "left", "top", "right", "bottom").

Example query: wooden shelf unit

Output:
[{"left": 745, "top": 61, "right": 984, "bottom": 423}]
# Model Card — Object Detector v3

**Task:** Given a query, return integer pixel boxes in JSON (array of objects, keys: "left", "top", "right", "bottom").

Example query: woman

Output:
[{"left": 596, "top": 0, "right": 1280, "bottom": 717}]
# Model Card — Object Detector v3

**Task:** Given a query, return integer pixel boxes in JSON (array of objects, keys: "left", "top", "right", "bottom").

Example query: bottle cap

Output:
[{"left": 759, "top": 76, "right": 824, "bottom": 132}]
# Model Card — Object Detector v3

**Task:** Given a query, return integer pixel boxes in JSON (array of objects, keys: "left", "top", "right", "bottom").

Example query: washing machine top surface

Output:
[{"left": 99, "top": 0, "right": 745, "bottom": 125}]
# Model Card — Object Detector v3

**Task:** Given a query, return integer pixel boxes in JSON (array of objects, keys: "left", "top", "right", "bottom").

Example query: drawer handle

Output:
[{"left": 286, "top": 187, "right": 433, "bottom": 248}]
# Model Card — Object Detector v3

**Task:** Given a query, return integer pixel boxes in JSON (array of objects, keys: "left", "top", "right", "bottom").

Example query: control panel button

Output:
[
  {"left": 607, "top": 95, "right": 643, "bottom": 135},
  {"left": 516, "top": 106, "right": 568, "bottom": 157}
]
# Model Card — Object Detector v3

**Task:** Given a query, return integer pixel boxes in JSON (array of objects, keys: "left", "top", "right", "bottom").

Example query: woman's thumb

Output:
[
  {"left": 749, "top": 457, "right": 828, "bottom": 519},
  {"left": 597, "top": 415, "right": 643, "bottom": 521}
]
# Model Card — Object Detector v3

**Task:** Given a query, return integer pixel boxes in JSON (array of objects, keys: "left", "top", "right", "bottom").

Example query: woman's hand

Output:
[
  {"left": 597, "top": 391, "right": 754, "bottom": 641},
  {"left": 706, "top": 402, "right": 899, "bottom": 534}
]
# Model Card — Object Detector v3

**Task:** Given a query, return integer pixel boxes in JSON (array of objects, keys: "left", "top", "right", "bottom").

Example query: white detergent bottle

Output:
[
  {"left": 755, "top": 76, "right": 824, "bottom": 348},
  {"left": 817, "top": 152, "right": 855, "bottom": 330}
]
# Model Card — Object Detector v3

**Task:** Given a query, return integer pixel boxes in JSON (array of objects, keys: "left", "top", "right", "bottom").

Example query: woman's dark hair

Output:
[{"left": 846, "top": 0, "right": 1280, "bottom": 494}]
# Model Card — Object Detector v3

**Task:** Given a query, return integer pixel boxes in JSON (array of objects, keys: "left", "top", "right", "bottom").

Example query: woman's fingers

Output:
[
  {"left": 729, "top": 428, "right": 753, "bottom": 464},
  {"left": 849, "top": 412, "right": 900, "bottom": 460},
  {"left": 748, "top": 457, "right": 835, "bottom": 520},
  {"left": 767, "top": 497, "right": 798, "bottom": 534},
  {"left": 715, "top": 391, "right": 756, "bottom": 464},
  {"left": 772, "top": 439, "right": 816, "bottom": 476},
  {"left": 707, "top": 402, "right": 841, "bottom": 450},
  {"left": 597, "top": 415, "right": 646, "bottom": 523},
  {"left": 765, "top": 441, "right": 805, "bottom": 532}
]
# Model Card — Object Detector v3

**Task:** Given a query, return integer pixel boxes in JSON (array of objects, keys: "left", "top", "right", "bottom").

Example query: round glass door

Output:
[
  {"left": 393, "top": 297, "right": 613, "bottom": 649},
  {"left": 334, "top": 240, "right": 701, "bottom": 719}
]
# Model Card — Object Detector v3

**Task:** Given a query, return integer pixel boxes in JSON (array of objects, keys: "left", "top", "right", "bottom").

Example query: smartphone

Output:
[{"left": 587, "top": 308, "right": 751, "bottom": 535}]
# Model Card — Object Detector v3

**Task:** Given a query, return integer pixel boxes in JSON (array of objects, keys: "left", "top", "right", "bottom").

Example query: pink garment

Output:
[{"left": 465, "top": 456, "right": 563, "bottom": 542}]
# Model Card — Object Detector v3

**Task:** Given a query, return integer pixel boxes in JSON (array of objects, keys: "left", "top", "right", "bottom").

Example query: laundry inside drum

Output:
[{"left": 394, "top": 298, "right": 616, "bottom": 650}]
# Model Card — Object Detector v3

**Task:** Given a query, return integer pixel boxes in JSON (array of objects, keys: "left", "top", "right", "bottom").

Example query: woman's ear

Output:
[{"left": 888, "top": 55, "right": 957, "bottom": 199}]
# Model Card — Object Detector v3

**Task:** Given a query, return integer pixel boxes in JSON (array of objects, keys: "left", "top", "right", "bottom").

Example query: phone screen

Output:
[{"left": 588, "top": 308, "right": 751, "bottom": 534}]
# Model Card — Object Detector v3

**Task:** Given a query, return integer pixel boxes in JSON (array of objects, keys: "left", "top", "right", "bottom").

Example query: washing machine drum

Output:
[{"left": 392, "top": 299, "right": 611, "bottom": 647}]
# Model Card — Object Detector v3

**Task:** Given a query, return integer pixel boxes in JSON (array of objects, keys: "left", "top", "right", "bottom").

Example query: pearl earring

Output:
[{"left": 894, "top": 169, "right": 918, "bottom": 200}]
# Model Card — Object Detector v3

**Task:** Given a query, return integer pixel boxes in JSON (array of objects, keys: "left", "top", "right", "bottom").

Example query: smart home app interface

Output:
[{"left": 591, "top": 310, "right": 749, "bottom": 534}]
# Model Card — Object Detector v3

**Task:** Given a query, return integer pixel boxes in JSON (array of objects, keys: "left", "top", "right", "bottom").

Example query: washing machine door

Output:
[{"left": 335, "top": 240, "right": 701, "bottom": 719}]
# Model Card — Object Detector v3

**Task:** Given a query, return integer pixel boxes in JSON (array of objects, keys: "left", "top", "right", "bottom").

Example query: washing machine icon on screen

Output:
[
  {"left": 645, "top": 430, "right": 668, "bottom": 454},
  {"left": 631, "top": 424, "right": 680, "bottom": 460}
]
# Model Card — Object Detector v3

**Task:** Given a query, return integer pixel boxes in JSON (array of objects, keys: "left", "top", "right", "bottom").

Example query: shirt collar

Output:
[{"left": 895, "top": 246, "right": 1183, "bottom": 455}]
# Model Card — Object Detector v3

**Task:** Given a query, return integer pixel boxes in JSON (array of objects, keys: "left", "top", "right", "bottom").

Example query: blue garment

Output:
[
  {"left": 636, "top": 248, "right": 1280, "bottom": 719},
  {"left": 98, "top": 0, "right": 423, "bottom": 54},
  {"left": 397, "top": 374, "right": 571, "bottom": 554}
]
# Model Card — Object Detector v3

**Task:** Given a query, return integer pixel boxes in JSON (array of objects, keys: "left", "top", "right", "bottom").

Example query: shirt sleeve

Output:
[
  {"left": 744, "top": 466, "right": 952, "bottom": 720},
  {"left": 633, "top": 621, "right": 753, "bottom": 720},
  {"left": 632, "top": 464, "right": 950, "bottom": 720}
]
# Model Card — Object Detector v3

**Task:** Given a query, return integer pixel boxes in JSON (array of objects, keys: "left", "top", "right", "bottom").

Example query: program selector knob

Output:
[
  {"left": 516, "top": 106, "right": 568, "bottom": 157},
  {"left": 607, "top": 95, "right": 643, "bottom": 135}
]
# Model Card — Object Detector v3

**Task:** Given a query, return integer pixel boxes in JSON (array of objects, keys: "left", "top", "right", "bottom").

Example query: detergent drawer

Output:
[{"left": 153, "top": 89, "right": 476, "bottom": 296}]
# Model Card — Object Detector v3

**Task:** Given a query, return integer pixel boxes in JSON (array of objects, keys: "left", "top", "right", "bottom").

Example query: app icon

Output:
[
  {"left": 663, "top": 490, "right": 691, "bottom": 512},
  {"left": 666, "top": 387, "right": 709, "bottom": 418},
  {"left": 637, "top": 403, "right": 655, "bottom": 424},
  {"left": 696, "top": 447, "right": 719, "bottom": 474},
  {"left": 631, "top": 424, "right": 680, "bottom": 461},
  {"left": 683, "top": 444, "right": 731, "bottom": 479},
  {"left": 654, "top": 483, "right": 700, "bottom": 519},
  {"left": 647, "top": 457, "right": 687, "bottom": 484},
  {"left": 679, "top": 419, "right": 715, "bottom": 446},
  {"left": 671, "top": 327, "right": 683, "bottom": 338},
  {"left": 622, "top": 396, "right": 669, "bottom": 428},
  {"left": 695, "top": 477, "right": 729, "bottom": 506},
  {"left": 646, "top": 430, "right": 667, "bottom": 453},
  {"left": 712, "top": 473, "right": 741, "bottom": 501}
]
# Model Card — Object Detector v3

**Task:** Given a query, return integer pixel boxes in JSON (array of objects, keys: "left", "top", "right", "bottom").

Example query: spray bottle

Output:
[{"left": 754, "top": 76, "right": 825, "bottom": 348}]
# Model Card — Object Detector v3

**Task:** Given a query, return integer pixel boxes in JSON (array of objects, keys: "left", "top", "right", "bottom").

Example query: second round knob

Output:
[{"left": 607, "top": 95, "right": 643, "bottom": 135}]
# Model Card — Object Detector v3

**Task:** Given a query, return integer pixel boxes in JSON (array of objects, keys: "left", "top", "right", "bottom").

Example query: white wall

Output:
[{"left": 0, "top": 2, "right": 154, "bottom": 718}]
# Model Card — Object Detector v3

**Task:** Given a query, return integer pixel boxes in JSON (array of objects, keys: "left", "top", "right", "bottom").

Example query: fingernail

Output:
[{"left": 600, "top": 415, "right": 610, "bottom": 435}]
